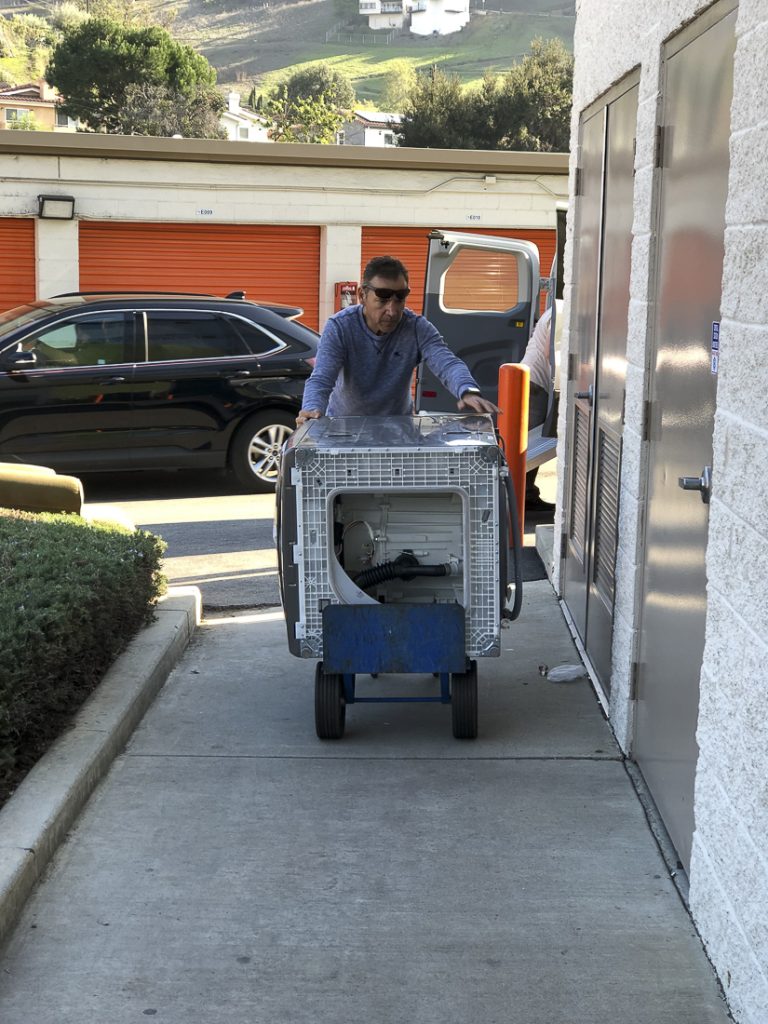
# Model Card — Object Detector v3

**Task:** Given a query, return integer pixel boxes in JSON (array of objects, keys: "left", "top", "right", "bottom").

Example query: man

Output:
[
  {"left": 520, "top": 305, "right": 556, "bottom": 514},
  {"left": 297, "top": 255, "right": 499, "bottom": 425}
]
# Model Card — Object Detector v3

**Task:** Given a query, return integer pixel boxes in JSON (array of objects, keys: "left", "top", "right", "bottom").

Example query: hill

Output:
[
  {"left": 0, "top": 0, "right": 573, "bottom": 106},
  {"left": 150, "top": 0, "right": 574, "bottom": 102}
]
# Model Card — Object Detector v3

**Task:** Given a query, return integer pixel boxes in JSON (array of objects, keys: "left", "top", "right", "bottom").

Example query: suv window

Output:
[
  {"left": 21, "top": 313, "right": 128, "bottom": 367},
  {"left": 230, "top": 317, "right": 288, "bottom": 356},
  {"left": 146, "top": 312, "right": 249, "bottom": 361}
]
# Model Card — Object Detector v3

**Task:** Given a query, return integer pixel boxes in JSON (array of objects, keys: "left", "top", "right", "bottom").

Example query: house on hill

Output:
[
  {"left": 220, "top": 92, "right": 272, "bottom": 143},
  {"left": 358, "top": 0, "right": 469, "bottom": 35},
  {"left": 337, "top": 110, "right": 401, "bottom": 147},
  {"left": 0, "top": 80, "right": 76, "bottom": 132}
]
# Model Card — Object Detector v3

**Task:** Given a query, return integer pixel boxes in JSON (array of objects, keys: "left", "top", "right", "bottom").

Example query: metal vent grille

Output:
[
  {"left": 569, "top": 404, "right": 590, "bottom": 563},
  {"left": 292, "top": 445, "right": 501, "bottom": 660},
  {"left": 592, "top": 429, "right": 621, "bottom": 607}
]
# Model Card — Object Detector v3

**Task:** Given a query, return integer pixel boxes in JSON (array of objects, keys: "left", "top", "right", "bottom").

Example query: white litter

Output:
[{"left": 547, "top": 663, "right": 587, "bottom": 683}]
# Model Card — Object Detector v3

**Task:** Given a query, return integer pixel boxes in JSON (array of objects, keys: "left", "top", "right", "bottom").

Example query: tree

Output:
[
  {"left": 282, "top": 64, "right": 355, "bottom": 112},
  {"left": 397, "top": 65, "right": 476, "bottom": 149},
  {"left": 263, "top": 85, "right": 343, "bottom": 144},
  {"left": 496, "top": 37, "right": 573, "bottom": 152},
  {"left": 46, "top": 17, "right": 216, "bottom": 133},
  {"left": 115, "top": 82, "right": 226, "bottom": 138},
  {"left": 380, "top": 59, "right": 415, "bottom": 112}
]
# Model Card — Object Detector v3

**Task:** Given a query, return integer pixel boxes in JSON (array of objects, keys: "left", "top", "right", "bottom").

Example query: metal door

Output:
[
  {"left": 419, "top": 231, "right": 540, "bottom": 411},
  {"left": 562, "top": 77, "right": 637, "bottom": 692},
  {"left": 634, "top": 2, "right": 736, "bottom": 873}
]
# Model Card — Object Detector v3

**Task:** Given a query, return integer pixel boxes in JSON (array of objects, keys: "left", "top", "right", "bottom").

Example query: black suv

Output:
[{"left": 0, "top": 292, "right": 318, "bottom": 491}]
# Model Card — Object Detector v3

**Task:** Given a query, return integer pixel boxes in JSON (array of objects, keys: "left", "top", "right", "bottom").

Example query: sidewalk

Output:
[{"left": 0, "top": 582, "right": 731, "bottom": 1024}]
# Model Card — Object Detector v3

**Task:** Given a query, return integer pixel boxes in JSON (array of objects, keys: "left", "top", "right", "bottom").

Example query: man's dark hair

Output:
[{"left": 362, "top": 255, "right": 409, "bottom": 285}]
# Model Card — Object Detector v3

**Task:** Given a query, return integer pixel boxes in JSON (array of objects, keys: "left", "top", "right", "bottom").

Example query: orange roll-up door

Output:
[
  {"left": 79, "top": 222, "right": 321, "bottom": 330},
  {"left": 0, "top": 219, "right": 35, "bottom": 313},
  {"left": 361, "top": 226, "right": 555, "bottom": 316}
]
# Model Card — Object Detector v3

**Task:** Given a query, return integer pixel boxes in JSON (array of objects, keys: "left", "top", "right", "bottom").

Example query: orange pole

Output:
[{"left": 497, "top": 362, "right": 529, "bottom": 544}]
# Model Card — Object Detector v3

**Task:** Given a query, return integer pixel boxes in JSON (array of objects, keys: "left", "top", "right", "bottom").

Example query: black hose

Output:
[
  {"left": 502, "top": 467, "right": 524, "bottom": 621},
  {"left": 353, "top": 560, "right": 450, "bottom": 590}
]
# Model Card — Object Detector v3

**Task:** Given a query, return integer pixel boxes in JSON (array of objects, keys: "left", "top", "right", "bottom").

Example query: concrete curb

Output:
[{"left": 0, "top": 586, "right": 202, "bottom": 950}]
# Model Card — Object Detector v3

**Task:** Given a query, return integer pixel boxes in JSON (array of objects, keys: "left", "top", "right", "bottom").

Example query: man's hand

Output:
[
  {"left": 296, "top": 409, "right": 323, "bottom": 427},
  {"left": 457, "top": 393, "right": 500, "bottom": 415}
]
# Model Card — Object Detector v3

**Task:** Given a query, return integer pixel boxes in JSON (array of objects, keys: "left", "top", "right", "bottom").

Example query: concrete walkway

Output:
[{"left": 0, "top": 583, "right": 731, "bottom": 1024}]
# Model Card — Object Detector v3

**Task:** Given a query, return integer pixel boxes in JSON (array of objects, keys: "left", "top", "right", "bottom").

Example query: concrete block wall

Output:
[
  {"left": 562, "top": 2, "right": 768, "bottom": 1021},
  {"left": 689, "top": 4, "right": 768, "bottom": 1022}
]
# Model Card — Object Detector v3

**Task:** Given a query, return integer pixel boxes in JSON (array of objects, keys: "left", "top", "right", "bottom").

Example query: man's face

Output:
[{"left": 358, "top": 274, "right": 410, "bottom": 335}]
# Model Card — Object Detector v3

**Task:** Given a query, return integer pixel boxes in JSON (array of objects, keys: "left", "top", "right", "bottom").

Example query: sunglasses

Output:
[{"left": 363, "top": 285, "right": 411, "bottom": 302}]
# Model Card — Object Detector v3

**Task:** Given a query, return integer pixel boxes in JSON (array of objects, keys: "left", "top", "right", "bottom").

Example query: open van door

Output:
[{"left": 417, "top": 229, "right": 555, "bottom": 469}]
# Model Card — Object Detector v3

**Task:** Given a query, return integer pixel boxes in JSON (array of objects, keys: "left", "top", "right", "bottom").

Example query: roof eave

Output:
[{"left": 0, "top": 131, "right": 570, "bottom": 175}]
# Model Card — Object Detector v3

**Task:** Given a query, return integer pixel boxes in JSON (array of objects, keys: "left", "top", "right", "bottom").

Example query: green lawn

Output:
[{"left": 242, "top": 13, "right": 572, "bottom": 101}]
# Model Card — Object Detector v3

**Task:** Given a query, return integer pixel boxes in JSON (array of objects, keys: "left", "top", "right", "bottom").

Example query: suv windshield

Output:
[{"left": 0, "top": 302, "right": 59, "bottom": 337}]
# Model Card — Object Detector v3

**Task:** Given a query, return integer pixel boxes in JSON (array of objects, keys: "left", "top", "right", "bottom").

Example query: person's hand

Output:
[
  {"left": 457, "top": 393, "right": 500, "bottom": 415},
  {"left": 296, "top": 408, "right": 323, "bottom": 427}
]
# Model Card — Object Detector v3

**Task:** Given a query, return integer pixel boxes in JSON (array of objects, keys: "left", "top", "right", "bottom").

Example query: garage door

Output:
[
  {"left": 361, "top": 226, "right": 556, "bottom": 316},
  {"left": 0, "top": 219, "right": 35, "bottom": 313},
  {"left": 79, "top": 223, "right": 321, "bottom": 330}
]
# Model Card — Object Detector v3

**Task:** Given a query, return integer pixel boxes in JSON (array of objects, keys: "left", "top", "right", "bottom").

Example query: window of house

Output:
[
  {"left": 55, "top": 109, "right": 71, "bottom": 127},
  {"left": 144, "top": 312, "right": 249, "bottom": 362},
  {"left": 383, "top": 132, "right": 395, "bottom": 145},
  {"left": 5, "top": 108, "right": 30, "bottom": 123},
  {"left": 336, "top": 130, "right": 345, "bottom": 145},
  {"left": 238, "top": 127, "right": 249, "bottom": 140}
]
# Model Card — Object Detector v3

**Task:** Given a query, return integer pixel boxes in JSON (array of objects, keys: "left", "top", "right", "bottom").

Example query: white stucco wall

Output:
[
  {"left": 0, "top": 145, "right": 567, "bottom": 328},
  {"left": 410, "top": 0, "right": 469, "bottom": 35},
  {"left": 689, "top": 4, "right": 768, "bottom": 1022},
  {"left": 562, "top": 2, "right": 768, "bottom": 1021}
]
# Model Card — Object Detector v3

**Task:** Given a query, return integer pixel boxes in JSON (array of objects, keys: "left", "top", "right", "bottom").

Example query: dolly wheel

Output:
[
  {"left": 451, "top": 660, "right": 478, "bottom": 739},
  {"left": 315, "top": 663, "right": 346, "bottom": 740}
]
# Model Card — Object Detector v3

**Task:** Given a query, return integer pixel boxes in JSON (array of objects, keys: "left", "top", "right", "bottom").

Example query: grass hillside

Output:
[
  {"left": 0, "top": 0, "right": 573, "bottom": 105},
  {"left": 150, "top": 0, "right": 573, "bottom": 102}
]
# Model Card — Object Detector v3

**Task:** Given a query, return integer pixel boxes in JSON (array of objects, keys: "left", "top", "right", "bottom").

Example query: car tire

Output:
[{"left": 229, "top": 409, "right": 296, "bottom": 492}]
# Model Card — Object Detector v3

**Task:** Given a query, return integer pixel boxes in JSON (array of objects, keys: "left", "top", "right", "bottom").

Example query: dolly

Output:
[{"left": 276, "top": 412, "right": 524, "bottom": 740}]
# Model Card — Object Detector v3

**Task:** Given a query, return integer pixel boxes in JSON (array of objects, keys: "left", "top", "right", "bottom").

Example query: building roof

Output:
[
  {"left": 0, "top": 130, "right": 569, "bottom": 175},
  {"left": 0, "top": 81, "right": 59, "bottom": 106},
  {"left": 352, "top": 110, "right": 402, "bottom": 129}
]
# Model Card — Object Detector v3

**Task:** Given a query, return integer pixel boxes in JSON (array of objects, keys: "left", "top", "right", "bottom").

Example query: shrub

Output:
[{"left": 0, "top": 510, "right": 166, "bottom": 798}]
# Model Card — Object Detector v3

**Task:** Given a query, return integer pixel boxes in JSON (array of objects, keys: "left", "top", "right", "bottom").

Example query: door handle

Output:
[
  {"left": 678, "top": 465, "right": 712, "bottom": 504},
  {"left": 103, "top": 376, "right": 126, "bottom": 384},
  {"left": 575, "top": 384, "right": 593, "bottom": 405},
  {"left": 227, "top": 371, "right": 252, "bottom": 385}
]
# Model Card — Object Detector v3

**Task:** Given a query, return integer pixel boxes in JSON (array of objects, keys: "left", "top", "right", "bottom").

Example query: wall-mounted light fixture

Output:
[{"left": 37, "top": 194, "right": 75, "bottom": 220}]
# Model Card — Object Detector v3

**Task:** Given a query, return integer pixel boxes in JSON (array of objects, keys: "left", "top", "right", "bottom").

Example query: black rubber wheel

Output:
[
  {"left": 229, "top": 409, "right": 296, "bottom": 492},
  {"left": 315, "top": 662, "right": 346, "bottom": 740},
  {"left": 451, "top": 660, "right": 478, "bottom": 739}
]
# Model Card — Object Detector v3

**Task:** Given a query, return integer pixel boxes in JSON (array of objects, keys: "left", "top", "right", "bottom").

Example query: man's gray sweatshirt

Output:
[{"left": 301, "top": 305, "right": 480, "bottom": 416}]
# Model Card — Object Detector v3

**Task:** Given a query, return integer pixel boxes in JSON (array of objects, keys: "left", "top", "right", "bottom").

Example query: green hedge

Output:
[{"left": 0, "top": 509, "right": 167, "bottom": 798}]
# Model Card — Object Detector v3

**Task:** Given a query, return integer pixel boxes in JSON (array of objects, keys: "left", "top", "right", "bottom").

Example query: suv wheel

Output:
[{"left": 230, "top": 409, "right": 296, "bottom": 492}]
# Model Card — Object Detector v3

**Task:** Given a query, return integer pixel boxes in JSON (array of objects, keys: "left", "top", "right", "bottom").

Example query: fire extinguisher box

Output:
[{"left": 334, "top": 281, "right": 358, "bottom": 311}]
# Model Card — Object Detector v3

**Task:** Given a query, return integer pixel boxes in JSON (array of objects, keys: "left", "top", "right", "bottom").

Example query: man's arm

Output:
[
  {"left": 418, "top": 319, "right": 500, "bottom": 414},
  {"left": 297, "top": 319, "right": 345, "bottom": 425}
]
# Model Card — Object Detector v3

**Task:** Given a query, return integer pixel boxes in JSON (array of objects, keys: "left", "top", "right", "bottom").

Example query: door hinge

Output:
[
  {"left": 568, "top": 352, "right": 577, "bottom": 382},
  {"left": 641, "top": 399, "right": 652, "bottom": 442},
  {"left": 654, "top": 125, "right": 666, "bottom": 169},
  {"left": 560, "top": 529, "right": 568, "bottom": 553},
  {"left": 621, "top": 389, "right": 626, "bottom": 426},
  {"left": 630, "top": 661, "right": 641, "bottom": 701},
  {"left": 574, "top": 166, "right": 583, "bottom": 196}
]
